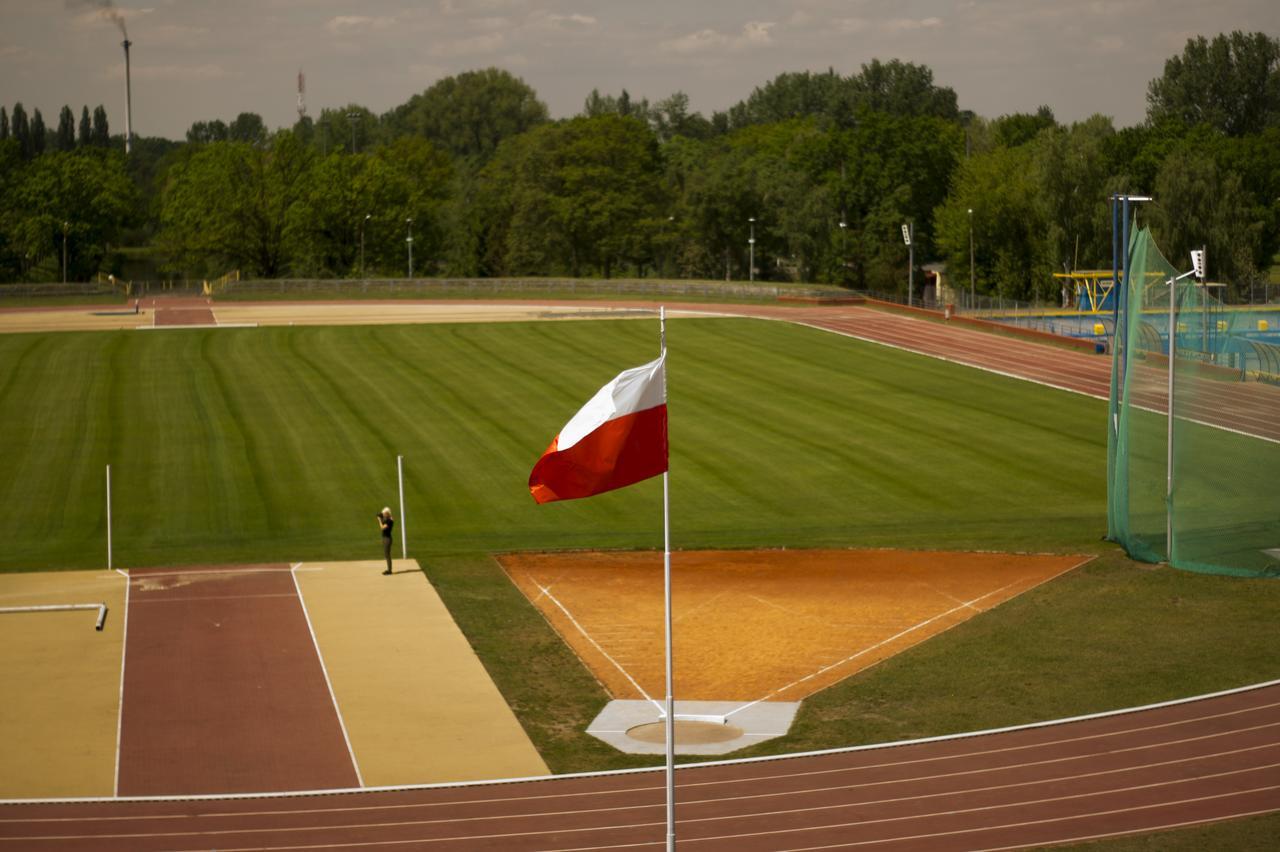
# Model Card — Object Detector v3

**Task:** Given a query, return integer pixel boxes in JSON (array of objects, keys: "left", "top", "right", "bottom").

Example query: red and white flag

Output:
[{"left": 528, "top": 354, "right": 668, "bottom": 504}]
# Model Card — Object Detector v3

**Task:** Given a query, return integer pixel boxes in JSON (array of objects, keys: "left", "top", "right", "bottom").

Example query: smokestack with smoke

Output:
[
  {"left": 68, "top": 1, "right": 132, "bottom": 153},
  {"left": 122, "top": 37, "right": 132, "bottom": 155}
]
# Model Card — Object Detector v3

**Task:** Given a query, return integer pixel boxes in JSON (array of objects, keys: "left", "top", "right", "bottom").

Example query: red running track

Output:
[
  {"left": 1, "top": 682, "right": 1276, "bottom": 850},
  {"left": 720, "top": 305, "right": 1280, "bottom": 444}
]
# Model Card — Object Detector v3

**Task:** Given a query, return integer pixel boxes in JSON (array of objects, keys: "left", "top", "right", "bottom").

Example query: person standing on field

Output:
[{"left": 377, "top": 508, "right": 394, "bottom": 575}]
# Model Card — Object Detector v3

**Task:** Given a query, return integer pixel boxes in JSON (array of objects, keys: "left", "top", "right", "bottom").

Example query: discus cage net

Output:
[{"left": 1107, "top": 226, "right": 1280, "bottom": 577}]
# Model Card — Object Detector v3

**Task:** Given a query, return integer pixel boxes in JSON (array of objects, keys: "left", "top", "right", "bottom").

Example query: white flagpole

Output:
[{"left": 660, "top": 306, "right": 675, "bottom": 851}]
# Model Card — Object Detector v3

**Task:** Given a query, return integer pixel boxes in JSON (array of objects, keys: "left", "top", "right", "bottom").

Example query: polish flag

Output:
[{"left": 529, "top": 354, "right": 668, "bottom": 504}]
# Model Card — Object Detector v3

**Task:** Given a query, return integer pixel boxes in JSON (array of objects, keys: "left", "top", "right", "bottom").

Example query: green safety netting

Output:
[{"left": 1107, "top": 227, "right": 1280, "bottom": 577}]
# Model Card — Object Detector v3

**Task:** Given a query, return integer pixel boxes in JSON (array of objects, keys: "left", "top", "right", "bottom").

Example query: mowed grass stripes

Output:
[
  {"left": 1, "top": 319, "right": 1101, "bottom": 569},
  {"left": 0, "top": 318, "right": 1106, "bottom": 572}
]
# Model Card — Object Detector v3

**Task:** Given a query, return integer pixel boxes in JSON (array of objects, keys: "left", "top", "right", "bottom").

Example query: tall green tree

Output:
[
  {"left": 1152, "top": 148, "right": 1261, "bottom": 289},
  {"left": 91, "top": 106, "right": 109, "bottom": 147},
  {"left": 934, "top": 145, "right": 1048, "bottom": 301},
  {"left": 475, "top": 115, "right": 664, "bottom": 277},
  {"left": 1147, "top": 31, "right": 1280, "bottom": 136},
  {"left": 158, "top": 131, "right": 315, "bottom": 276},
  {"left": 385, "top": 68, "right": 549, "bottom": 160},
  {"left": 29, "top": 109, "right": 46, "bottom": 158},
  {"left": 1033, "top": 115, "right": 1117, "bottom": 278},
  {"left": 11, "top": 103, "right": 30, "bottom": 158},
  {"left": 0, "top": 106, "right": 8, "bottom": 140},
  {"left": 186, "top": 119, "right": 229, "bottom": 144},
  {"left": 228, "top": 112, "right": 267, "bottom": 146},
  {"left": 55, "top": 106, "right": 76, "bottom": 152},
  {"left": 2, "top": 149, "right": 135, "bottom": 280},
  {"left": 78, "top": 105, "right": 91, "bottom": 147}
]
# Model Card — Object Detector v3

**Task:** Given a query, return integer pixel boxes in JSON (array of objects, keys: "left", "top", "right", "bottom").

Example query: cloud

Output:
[
  {"left": 659, "top": 21, "right": 776, "bottom": 55},
  {"left": 1092, "top": 34, "right": 1124, "bottom": 52},
  {"left": 69, "top": 5, "right": 155, "bottom": 31},
  {"left": 882, "top": 17, "right": 943, "bottom": 33},
  {"left": 140, "top": 23, "right": 210, "bottom": 45},
  {"left": 108, "top": 62, "right": 235, "bottom": 81},
  {"left": 430, "top": 31, "right": 506, "bottom": 57},
  {"left": 325, "top": 15, "right": 395, "bottom": 35},
  {"left": 0, "top": 44, "right": 32, "bottom": 62}
]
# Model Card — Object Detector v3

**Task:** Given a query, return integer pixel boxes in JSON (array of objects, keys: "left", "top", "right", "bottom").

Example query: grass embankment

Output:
[{"left": 3, "top": 318, "right": 1278, "bottom": 792}]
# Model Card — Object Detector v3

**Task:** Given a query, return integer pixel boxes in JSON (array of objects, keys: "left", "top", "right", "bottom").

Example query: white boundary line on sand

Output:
[
  {"left": 113, "top": 569, "right": 130, "bottom": 797},
  {"left": 289, "top": 562, "right": 364, "bottom": 788},
  {"left": 534, "top": 581, "right": 661, "bottom": 714}
]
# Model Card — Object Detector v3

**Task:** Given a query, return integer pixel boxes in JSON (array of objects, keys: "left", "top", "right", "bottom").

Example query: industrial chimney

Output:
[{"left": 121, "top": 38, "right": 133, "bottom": 155}]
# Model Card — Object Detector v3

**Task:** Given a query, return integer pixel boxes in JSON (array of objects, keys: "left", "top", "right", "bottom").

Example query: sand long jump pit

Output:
[
  {"left": 501, "top": 548, "right": 1089, "bottom": 754},
  {"left": 0, "top": 560, "right": 546, "bottom": 799}
]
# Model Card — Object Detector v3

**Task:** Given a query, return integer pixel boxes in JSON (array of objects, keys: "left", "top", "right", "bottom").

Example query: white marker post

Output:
[
  {"left": 106, "top": 464, "right": 113, "bottom": 571},
  {"left": 397, "top": 455, "right": 407, "bottom": 560}
]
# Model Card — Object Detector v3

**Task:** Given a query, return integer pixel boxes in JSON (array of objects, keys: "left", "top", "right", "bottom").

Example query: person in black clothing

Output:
[{"left": 377, "top": 507, "right": 394, "bottom": 575}]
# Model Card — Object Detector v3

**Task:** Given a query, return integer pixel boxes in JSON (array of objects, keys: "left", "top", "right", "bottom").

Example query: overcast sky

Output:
[{"left": 2, "top": 1, "right": 1276, "bottom": 140}]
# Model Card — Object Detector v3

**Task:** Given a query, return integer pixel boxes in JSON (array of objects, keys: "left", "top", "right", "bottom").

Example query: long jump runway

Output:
[{"left": 117, "top": 565, "right": 358, "bottom": 795}]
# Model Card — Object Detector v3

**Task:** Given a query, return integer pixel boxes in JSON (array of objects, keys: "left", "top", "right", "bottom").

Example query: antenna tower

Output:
[{"left": 297, "top": 70, "right": 307, "bottom": 121}]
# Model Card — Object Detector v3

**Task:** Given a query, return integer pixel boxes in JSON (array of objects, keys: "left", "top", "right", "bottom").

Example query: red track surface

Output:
[
  {"left": 117, "top": 565, "right": 358, "bottom": 796},
  {"left": 1, "top": 683, "right": 1276, "bottom": 850},
  {"left": 149, "top": 296, "right": 216, "bottom": 327},
  {"left": 720, "top": 305, "right": 1280, "bottom": 444}
]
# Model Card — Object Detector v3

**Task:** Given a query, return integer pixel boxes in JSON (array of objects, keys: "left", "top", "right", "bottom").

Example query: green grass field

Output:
[
  {"left": 2, "top": 316, "right": 1278, "bottom": 850},
  {"left": 0, "top": 317, "right": 1108, "bottom": 570}
]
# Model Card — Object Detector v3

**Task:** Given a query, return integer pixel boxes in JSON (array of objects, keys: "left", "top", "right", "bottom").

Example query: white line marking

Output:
[
  {"left": 4, "top": 693, "right": 1275, "bottom": 808},
  {"left": 129, "top": 566, "right": 294, "bottom": 578},
  {"left": 535, "top": 582, "right": 661, "bottom": 713},
  {"left": 290, "top": 562, "right": 364, "bottom": 788},
  {"left": 113, "top": 570, "right": 130, "bottom": 797},
  {"left": 725, "top": 581, "right": 1020, "bottom": 719},
  {"left": 747, "top": 782, "right": 1280, "bottom": 851}
]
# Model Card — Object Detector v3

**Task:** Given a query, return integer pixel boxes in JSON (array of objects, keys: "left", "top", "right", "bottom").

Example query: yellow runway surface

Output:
[
  {"left": 0, "top": 570, "right": 126, "bottom": 797},
  {"left": 295, "top": 561, "right": 548, "bottom": 786},
  {"left": 0, "top": 309, "right": 148, "bottom": 334},
  {"left": 213, "top": 302, "right": 659, "bottom": 328}
]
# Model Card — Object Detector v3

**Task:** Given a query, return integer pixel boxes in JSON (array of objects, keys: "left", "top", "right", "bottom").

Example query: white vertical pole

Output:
[
  {"left": 397, "top": 455, "right": 407, "bottom": 560},
  {"left": 660, "top": 306, "right": 675, "bottom": 852},
  {"left": 1166, "top": 279, "right": 1176, "bottom": 561},
  {"left": 106, "top": 464, "right": 113, "bottom": 571}
]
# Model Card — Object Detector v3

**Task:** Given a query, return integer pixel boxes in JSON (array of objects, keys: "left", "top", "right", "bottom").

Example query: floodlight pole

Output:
[
  {"left": 406, "top": 218, "right": 414, "bottom": 279},
  {"left": 359, "top": 213, "right": 370, "bottom": 278},
  {"left": 1165, "top": 260, "right": 1201, "bottom": 561},
  {"left": 967, "top": 209, "right": 975, "bottom": 311},
  {"left": 903, "top": 222, "right": 914, "bottom": 307},
  {"left": 397, "top": 454, "right": 407, "bottom": 560},
  {"left": 748, "top": 217, "right": 756, "bottom": 282}
]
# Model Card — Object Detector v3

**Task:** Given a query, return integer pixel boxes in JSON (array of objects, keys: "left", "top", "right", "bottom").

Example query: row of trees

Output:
[
  {"left": 2, "top": 31, "right": 1277, "bottom": 298},
  {"left": 1, "top": 103, "right": 113, "bottom": 160}
]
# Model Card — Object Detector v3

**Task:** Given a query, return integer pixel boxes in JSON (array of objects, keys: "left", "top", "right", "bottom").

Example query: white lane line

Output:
[
  {"left": 6, "top": 680, "right": 1277, "bottom": 807},
  {"left": 23, "top": 773, "right": 1271, "bottom": 849},
  {"left": 113, "top": 570, "right": 131, "bottom": 797},
  {"left": 745, "top": 781, "right": 1280, "bottom": 851},
  {"left": 535, "top": 581, "right": 661, "bottom": 714},
  {"left": 289, "top": 562, "right": 364, "bottom": 788}
]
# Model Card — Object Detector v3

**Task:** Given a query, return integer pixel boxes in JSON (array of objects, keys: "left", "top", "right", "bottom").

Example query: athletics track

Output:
[{"left": 1, "top": 299, "right": 1277, "bottom": 847}]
